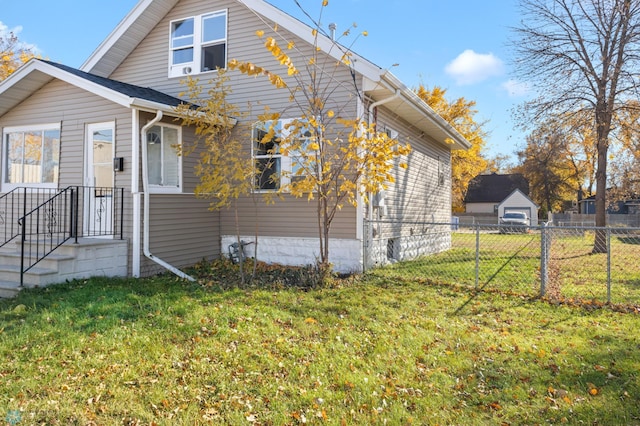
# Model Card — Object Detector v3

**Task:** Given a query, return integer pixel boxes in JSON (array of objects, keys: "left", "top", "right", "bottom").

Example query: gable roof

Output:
[
  {"left": 465, "top": 173, "right": 530, "bottom": 204},
  {"left": 498, "top": 188, "right": 539, "bottom": 209},
  {"left": 0, "top": 59, "right": 191, "bottom": 117},
  {"left": 80, "top": 0, "right": 471, "bottom": 151}
]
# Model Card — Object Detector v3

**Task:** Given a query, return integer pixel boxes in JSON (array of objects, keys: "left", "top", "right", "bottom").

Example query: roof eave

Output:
[
  {"left": 379, "top": 72, "right": 471, "bottom": 150},
  {"left": 0, "top": 60, "right": 185, "bottom": 117},
  {"left": 82, "top": 0, "right": 180, "bottom": 76}
]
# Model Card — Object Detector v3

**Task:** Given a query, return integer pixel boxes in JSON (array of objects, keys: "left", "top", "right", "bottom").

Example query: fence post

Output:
[
  {"left": 119, "top": 187, "right": 124, "bottom": 240},
  {"left": 475, "top": 223, "right": 480, "bottom": 288},
  {"left": 73, "top": 187, "right": 79, "bottom": 244},
  {"left": 606, "top": 227, "right": 611, "bottom": 304},
  {"left": 540, "top": 222, "right": 548, "bottom": 297}
]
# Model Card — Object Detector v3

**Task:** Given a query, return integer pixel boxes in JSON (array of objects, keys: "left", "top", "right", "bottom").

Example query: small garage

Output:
[{"left": 498, "top": 189, "right": 539, "bottom": 226}]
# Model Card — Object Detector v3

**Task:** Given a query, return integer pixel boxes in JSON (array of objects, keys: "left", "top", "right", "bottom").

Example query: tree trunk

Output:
[{"left": 593, "top": 108, "right": 610, "bottom": 254}]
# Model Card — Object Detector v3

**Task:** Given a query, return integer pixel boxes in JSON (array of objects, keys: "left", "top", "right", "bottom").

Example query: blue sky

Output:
[{"left": 0, "top": 0, "right": 528, "bottom": 161}]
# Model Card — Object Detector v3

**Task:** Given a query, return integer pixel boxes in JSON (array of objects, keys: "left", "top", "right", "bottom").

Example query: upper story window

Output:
[
  {"left": 169, "top": 9, "right": 227, "bottom": 78},
  {"left": 147, "top": 124, "right": 182, "bottom": 193},
  {"left": 2, "top": 124, "right": 60, "bottom": 190}
]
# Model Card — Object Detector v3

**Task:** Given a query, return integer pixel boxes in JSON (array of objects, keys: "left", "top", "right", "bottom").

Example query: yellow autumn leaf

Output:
[
  {"left": 322, "top": 0, "right": 328, "bottom": 6},
  {"left": 309, "top": 142, "right": 320, "bottom": 150},
  {"left": 256, "top": 30, "right": 265, "bottom": 38},
  {"left": 362, "top": 30, "right": 368, "bottom": 36},
  {"left": 327, "top": 110, "right": 335, "bottom": 118},
  {"left": 312, "top": 28, "right": 318, "bottom": 36}
]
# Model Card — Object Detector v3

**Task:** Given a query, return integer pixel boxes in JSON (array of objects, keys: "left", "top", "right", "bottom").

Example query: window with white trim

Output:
[
  {"left": 146, "top": 124, "right": 182, "bottom": 192},
  {"left": 252, "top": 119, "right": 313, "bottom": 190},
  {"left": 2, "top": 124, "right": 60, "bottom": 189},
  {"left": 252, "top": 120, "right": 282, "bottom": 190},
  {"left": 169, "top": 9, "right": 227, "bottom": 78}
]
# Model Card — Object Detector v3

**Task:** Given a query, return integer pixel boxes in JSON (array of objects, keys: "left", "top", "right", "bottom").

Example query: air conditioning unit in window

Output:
[{"left": 182, "top": 66, "right": 192, "bottom": 75}]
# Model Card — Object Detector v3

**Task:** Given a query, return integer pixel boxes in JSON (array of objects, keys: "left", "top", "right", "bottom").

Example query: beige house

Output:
[{"left": 0, "top": 0, "right": 469, "bottom": 291}]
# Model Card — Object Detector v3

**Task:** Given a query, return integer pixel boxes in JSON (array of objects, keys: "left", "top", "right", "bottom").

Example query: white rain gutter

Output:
[
  {"left": 140, "top": 110, "right": 195, "bottom": 281},
  {"left": 368, "top": 89, "right": 401, "bottom": 125},
  {"left": 366, "top": 89, "right": 401, "bottom": 223},
  {"left": 362, "top": 89, "right": 402, "bottom": 271}
]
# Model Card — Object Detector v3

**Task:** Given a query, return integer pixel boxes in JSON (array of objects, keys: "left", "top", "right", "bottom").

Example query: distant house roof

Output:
[{"left": 465, "top": 173, "right": 530, "bottom": 204}]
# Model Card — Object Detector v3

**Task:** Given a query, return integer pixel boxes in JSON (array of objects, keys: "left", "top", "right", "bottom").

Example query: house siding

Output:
[
  {"left": 375, "top": 104, "right": 452, "bottom": 223},
  {"left": 143, "top": 195, "right": 220, "bottom": 275},
  {"left": 137, "top": 112, "right": 221, "bottom": 276},
  {"left": 0, "top": 80, "right": 132, "bottom": 190},
  {"left": 366, "top": 104, "right": 453, "bottom": 267},
  {"left": 113, "top": 0, "right": 360, "bottom": 243},
  {"left": 0, "top": 79, "right": 137, "bottom": 274}
]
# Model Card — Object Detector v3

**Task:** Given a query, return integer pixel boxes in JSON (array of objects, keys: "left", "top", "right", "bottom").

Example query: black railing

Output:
[
  {"left": 9, "top": 186, "right": 124, "bottom": 285},
  {"left": 0, "top": 187, "right": 61, "bottom": 249}
]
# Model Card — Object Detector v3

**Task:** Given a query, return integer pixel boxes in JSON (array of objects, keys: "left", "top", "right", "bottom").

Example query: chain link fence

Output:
[{"left": 364, "top": 220, "right": 640, "bottom": 306}]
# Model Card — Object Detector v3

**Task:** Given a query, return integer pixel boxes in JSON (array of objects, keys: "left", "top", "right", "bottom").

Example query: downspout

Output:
[
  {"left": 141, "top": 110, "right": 196, "bottom": 281},
  {"left": 365, "top": 89, "right": 401, "bottom": 269}
]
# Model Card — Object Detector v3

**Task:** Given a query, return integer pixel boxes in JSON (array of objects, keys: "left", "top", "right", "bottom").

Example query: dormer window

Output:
[{"left": 169, "top": 10, "right": 227, "bottom": 78}]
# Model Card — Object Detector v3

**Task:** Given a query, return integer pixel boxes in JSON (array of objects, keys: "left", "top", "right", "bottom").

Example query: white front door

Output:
[{"left": 85, "top": 122, "right": 115, "bottom": 236}]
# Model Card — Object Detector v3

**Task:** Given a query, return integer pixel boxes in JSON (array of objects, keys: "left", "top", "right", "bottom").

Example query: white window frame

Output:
[
  {"left": 251, "top": 118, "right": 314, "bottom": 192},
  {"left": 146, "top": 123, "right": 183, "bottom": 194},
  {"left": 169, "top": 9, "right": 228, "bottom": 78},
  {"left": 252, "top": 120, "right": 284, "bottom": 191},
  {"left": 2, "top": 123, "right": 61, "bottom": 192}
]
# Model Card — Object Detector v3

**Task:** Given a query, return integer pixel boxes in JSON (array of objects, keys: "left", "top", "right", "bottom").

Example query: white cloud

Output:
[
  {"left": 501, "top": 79, "right": 531, "bottom": 97},
  {"left": 0, "top": 21, "right": 21, "bottom": 37},
  {"left": 0, "top": 21, "right": 38, "bottom": 53},
  {"left": 445, "top": 50, "right": 504, "bottom": 85}
]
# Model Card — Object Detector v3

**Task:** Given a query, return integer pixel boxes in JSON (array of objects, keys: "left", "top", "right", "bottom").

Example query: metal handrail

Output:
[
  {"left": 8, "top": 186, "right": 125, "bottom": 286},
  {"left": 0, "top": 187, "right": 60, "bottom": 249}
]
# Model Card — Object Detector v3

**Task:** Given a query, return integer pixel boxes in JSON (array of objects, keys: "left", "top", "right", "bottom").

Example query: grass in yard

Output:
[
  {"left": 1, "top": 269, "right": 639, "bottom": 425},
  {"left": 378, "top": 232, "right": 542, "bottom": 296},
  {"left": 375, "top": 231, "right": 640, "bottom": 306}
]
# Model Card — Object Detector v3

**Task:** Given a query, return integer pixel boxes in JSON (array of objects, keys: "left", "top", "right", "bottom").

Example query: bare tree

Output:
[{"left": 512, "top": 0, "right": 640, "bottom": 252}]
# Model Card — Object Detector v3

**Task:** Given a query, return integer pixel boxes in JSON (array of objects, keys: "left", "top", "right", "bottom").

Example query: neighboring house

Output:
[
  {"left": 465, "top": 173, "right": 530, "bottom": 214},
  {"left": 498, "top": 189, "right": 539, "bottom": 226},
  {"left": 0, "top": 0, "right": 469, "bottom": 289},
  {"left": 579, "top": 194, "right": 640, "bottom": 215}
]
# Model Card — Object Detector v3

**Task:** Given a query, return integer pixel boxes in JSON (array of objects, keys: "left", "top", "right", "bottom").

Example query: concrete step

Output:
[
  {"left": 0, "top": 264, "right": 59, "bottom": 287},
  {"left": 0, "top": 237, "right": 128, "bottom": 298},
  {"left": 0, "top": 251, "right": 74, "bottom": 269},
  {"left": 0, "top": 280, "right": 21, "bottom": 298}
]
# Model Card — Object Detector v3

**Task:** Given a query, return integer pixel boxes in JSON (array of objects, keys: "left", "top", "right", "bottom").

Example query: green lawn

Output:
[
  {"left": 375, "top": 231, "right": 640, "bottom": 306},
  {"left": 1, "top": 270, "right": 639, "bottom": 425}
]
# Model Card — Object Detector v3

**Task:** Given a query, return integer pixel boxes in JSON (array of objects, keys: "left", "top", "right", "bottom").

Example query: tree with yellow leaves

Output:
[
  {"left": 514, "top": 122, "right": 580, "bottom": 215},
  {"left": 415, "top": 85, "right": 489, "bottom": 212},
  {"left": 1, "top": 28, "right": 35, "bottom": 81},
  {"left": 176, "top": 71, "right": 259, "bottom": 283},
  {"left": 226, "top": 1, "right": 410, "bottom": 273}
]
